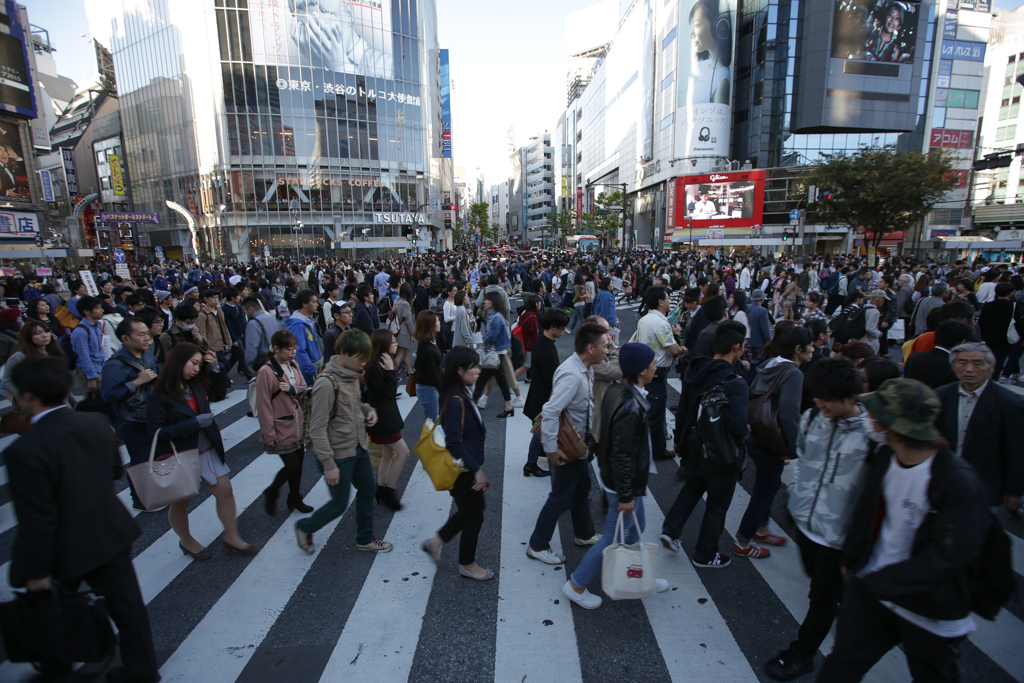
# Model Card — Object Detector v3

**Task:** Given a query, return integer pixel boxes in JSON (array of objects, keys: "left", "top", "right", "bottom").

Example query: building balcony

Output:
[{"left": 974, "top": 203, "right": 1024, "bottom": 224}]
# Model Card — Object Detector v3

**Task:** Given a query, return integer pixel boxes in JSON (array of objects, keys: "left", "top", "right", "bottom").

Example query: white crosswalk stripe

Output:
[{"left": 0, "top": 381, "right": 1018, "bottom": 683}]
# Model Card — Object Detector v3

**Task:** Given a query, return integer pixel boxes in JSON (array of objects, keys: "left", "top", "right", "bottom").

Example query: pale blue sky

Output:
[{"left": 22, "top": 0, "right": 1024, "bottom": 184}]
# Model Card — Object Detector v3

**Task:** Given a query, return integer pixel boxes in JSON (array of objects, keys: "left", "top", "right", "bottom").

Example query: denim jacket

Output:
[{"left": 483, "top": 311, "right": 510, "bottom": 352}]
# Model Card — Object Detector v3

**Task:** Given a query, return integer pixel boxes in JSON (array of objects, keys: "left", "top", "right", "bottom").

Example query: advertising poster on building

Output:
[
  {"left": 0, "top": 0, "right": 36, "bottom": 119},
  {"left": 640, "top": 0, "right": 655, "bottom": 161},
  {"left": 0, "top": 120, "right": 29, "bottom": 202},
  {"left": 670, "top": 170, "right": 765, "bottom": 239},
  {"left": 674, "top": 0, "right": 735, "bottom": 161},
  {"left": 249, "top": 0, "right": 394, "bottom": 80},
  {"left": 109, "top": 153, "right": 125, "bottom": 195},
  {"left": 832, "top": 0, "right": 920, "bottom": 64},
  {"left": 440, "top": 49, "right": 452, "bottom": 158}
]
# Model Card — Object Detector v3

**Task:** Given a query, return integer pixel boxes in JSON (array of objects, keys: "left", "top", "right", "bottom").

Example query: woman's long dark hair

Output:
[
  {"left": 731, "top": 290, "right": 748, "bottom": 314},
  {"left": 440, "top": 346, "right": 479, "bottom": 411},
  {"left": 154, "top": 343, "right": 210, "bottom": 403},
  {"left": 762, "top": 320, "right": 797, "bottom": 360},
  {"left": 17, "top": 319, "right": 61, "bottom": 358},
  {"left": 486, "top": 291, "right": 507, "bottom": 318},
  {"left": 369, "top": 328, "right": 394, "bottom": 366}
]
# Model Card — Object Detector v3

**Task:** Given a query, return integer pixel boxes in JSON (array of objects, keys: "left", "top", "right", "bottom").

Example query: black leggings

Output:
[
  {"left": 473, "top": 363, "right": 510, "bottom": 402},
  {"left": 438, "top": 471, "right": 486, "bottom": 565},
  {"left": 269, "top": 446, "right": 304, "bottom": 497}
]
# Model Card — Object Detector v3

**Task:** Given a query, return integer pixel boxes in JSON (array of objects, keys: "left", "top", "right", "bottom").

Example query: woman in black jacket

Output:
[
  {"left": 366, "top": 329, "right": 409, "bottom": 511},
  {"left": 146, "top": 343, "right": 259, "bottom": 559},
  {"left": 522, "top": 308, "right": 569, "bottom": 477},
  {"left": 413, "top": 311, "right": 443, "bottom": 421},
  {"left": 562, "top": 342, "right": 667, "bottom": 610}
]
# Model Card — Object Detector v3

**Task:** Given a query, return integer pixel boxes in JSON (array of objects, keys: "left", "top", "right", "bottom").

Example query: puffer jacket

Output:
[
  {"left": 787, "top": 406, "right": 873, "bottom": 549},
  {"left": 596, "top": 382, "right": 651, "bottom": 504},
  {"left": 307, "top": 360, "right": 373, "bottom": 470}
]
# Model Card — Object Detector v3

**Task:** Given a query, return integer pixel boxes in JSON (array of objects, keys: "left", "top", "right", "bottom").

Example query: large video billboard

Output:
[
  {"left": 0, "top": 120, "right": 30, "bottom": 202},
  {"left": 0, "top": 0, "right": 37, "bottom": 119},
  {"left": 674, "top": 0, "right": 734, "bottom": 161},
  {"left": 670, "top": 170, "right": 765, "bottom": 236},
  {"left": 832, "top": 0, "right": 921, "bottom": 64},
  {"left": 249, "top": 0, "right": 394, "bottom": 79}
]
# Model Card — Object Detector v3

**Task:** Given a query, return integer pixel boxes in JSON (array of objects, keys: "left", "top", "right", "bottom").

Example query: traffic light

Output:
[
  {"left": 823, "top": 191, "right": 835, "bottom": 201},
  {"left": 782, "top": 232, "right": 788, "bottom": 242}
]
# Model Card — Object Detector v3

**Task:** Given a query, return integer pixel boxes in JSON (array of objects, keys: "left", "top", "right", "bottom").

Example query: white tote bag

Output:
[
  {"left": 601, "top": 511, "right": 658, "bottom": 601},
  {"left": 1008, "top": 302, "right": 1020, "bottom": 345}
]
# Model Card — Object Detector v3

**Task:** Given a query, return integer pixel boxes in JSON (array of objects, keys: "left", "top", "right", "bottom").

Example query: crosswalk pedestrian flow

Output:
[{"left": 0, "top": 381, "right": 1020, "bottom": 683}]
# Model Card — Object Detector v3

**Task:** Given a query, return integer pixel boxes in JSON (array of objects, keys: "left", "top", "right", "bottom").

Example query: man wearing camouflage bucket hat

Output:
[{"left": 817, "top": 378, "right": 990, "bottom": 683}]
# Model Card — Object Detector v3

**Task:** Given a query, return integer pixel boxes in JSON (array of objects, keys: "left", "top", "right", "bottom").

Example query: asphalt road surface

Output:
[{"left": 0, "top": 298, "right": 1020, "bottom": 683}]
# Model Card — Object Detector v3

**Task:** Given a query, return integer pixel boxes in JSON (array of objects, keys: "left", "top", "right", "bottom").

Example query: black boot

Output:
[
  {"left": 263, "top": 487, "right": 279, "bottom": 515},
  {"left": 523, "top": 463, "right": 550, "bottom": 477},
  {"left": 377, "top": 485, "right": 404, "bottom": 511},
  {"left": 286, "top": 494, "right": 313, "bottom": 514}
]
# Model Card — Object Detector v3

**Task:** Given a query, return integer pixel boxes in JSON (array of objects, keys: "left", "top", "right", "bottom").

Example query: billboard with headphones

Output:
[{"left": 673, "top": 0, "right": 734, "bottom": 162}]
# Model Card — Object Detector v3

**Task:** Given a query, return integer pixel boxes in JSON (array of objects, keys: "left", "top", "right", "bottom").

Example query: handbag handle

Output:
[
  {"left": 147, "top": 428, "right": 180, "bottom": 474},
  {"left": 613, "top": 510, "right": 644, "bottom": 546}
]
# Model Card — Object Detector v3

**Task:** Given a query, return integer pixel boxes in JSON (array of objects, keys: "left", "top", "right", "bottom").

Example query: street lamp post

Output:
[{"left": 291, "top": 208, "right": 303, "bottom": 260}]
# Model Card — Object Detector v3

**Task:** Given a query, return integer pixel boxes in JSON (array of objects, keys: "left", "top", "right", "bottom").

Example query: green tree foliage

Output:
[
  {"left": 802, "top": 146, "right": 959, "bottom": 249},
  {"left": 580, "top": 190, "right": 625, "bottom": 245},
  {"left": 547, "top": 208, "right": 576, "bottom": 242},
  {"left": 466, "top": 202, "right": 492, "bottom": 242}
]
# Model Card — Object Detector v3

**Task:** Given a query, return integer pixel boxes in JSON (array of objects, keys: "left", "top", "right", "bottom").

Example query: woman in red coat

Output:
[{"left": 514, "top": 295, "right": 542, "bottom": 385}]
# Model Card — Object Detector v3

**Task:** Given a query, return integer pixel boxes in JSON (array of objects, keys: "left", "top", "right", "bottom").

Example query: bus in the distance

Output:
[{"left": 565, "top": 235, "right": 601, "bottom": 254}]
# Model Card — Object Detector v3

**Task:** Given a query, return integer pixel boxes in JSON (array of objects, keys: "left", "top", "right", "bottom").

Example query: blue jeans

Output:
[
  {"left": 1003, "top": 341, "right": 1024, "bottom": 378},
  {"left": 528, "top": 457, "right": 596, "bottom": 551},
  {"left": 737, "top": 439, "right": 785, "bottom": 543},
  {"left": 645, "top": 369, "right": 669, "bottom": 457},
  {"left": 662, "top": 470, "right": 738, "bottom": 563},
  {"left": 568, "top": 306, "right": 585, "bottom": 332},
  {"left": 571, "top": 492, "right": 645, "bottom": 589},
  {"left": 527, "top": 433, "right": 542, "bottom": 465},
  {"left": 417, "top": 384, "right": 439, "bottom": 422},
  {"left": 297, "top": 447, "right": 376, "bottom": 544}
]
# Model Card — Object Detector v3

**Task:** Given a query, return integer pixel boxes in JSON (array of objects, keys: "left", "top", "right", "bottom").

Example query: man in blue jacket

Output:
[
  {"left": 101, "top": 318, "right": 158, "bottom": 511},
  {"left": 285, "top": 289, "right": 323, "bottom": 385},
  {"left": 748, "top": 288, "right": 772, "bottom": 360},
  {"left": 591, "top": 276, "right": 618, "bottom": 340},
  {"left": 70, "top": 296, "right": 107, "bottom": 394}
]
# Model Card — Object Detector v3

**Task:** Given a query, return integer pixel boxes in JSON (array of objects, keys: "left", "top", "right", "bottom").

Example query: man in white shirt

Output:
[
  {"left": 692, "top": 191, "right": 717, "bottom": 220},
  {"left": 632, "top": 286, "right": 682, "bottom": 460},
  {"left": 739, "top": 262, "right": 752, "bottom": 291},
  {"left": 819, "top": 378, "right": 990, "bottom": 683}
]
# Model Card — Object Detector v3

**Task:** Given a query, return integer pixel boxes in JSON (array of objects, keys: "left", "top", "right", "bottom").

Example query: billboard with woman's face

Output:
[
  {"left": 674, "top": 0, "right": 734, "bottom": 161},
  {"left": 832, "top": 0, "right": 920, "bottom": 64},
  {"left": 0, "top": 120, "right": 30, "bottom": 202}
]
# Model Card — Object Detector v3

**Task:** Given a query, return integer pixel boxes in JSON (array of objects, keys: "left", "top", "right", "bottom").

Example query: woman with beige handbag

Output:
[{"left": 146, "top": 343, "right": 259, "bottom": 560}]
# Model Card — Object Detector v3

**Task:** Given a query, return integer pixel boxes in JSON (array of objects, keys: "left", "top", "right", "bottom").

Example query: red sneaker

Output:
[
  {"left": 753, "top": 532, "right": 787, "bottom": 546},
  {"left": 732, "top": 542, "right": 771, "bottom": 559}
]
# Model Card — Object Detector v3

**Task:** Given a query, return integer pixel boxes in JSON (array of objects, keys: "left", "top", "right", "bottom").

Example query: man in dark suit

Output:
[
  {"left": 6, "top": 356, "right": 159, "bottom": 683},
  {"left": 934, "top": 342, "right": 1024, "bottom": 514},
  {"left": 903, "top": 320, "right": 973, "bottom": 389}
]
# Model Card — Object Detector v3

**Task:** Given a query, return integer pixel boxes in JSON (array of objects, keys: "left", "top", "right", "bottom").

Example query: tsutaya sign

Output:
[{"left": 373, "top": 213, "right": 428, "bottom": 224}]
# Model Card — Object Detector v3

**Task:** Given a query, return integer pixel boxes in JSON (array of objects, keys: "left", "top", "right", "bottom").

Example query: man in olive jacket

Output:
[{"left": 294, "top": 330, "right": 391, "bottom": 556}]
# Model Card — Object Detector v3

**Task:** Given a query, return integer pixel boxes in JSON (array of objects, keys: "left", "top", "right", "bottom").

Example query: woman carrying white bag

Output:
[
  {"left": 562, "top": 342, "right": 671, "bottom": 609},
  {"left": 146, "top": 343, "right": 259, "bottom": 560}
]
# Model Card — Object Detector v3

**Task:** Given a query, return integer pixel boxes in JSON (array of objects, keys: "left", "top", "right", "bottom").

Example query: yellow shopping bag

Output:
[{"left": 413, "top": 400, "right": 464, "bottom": 492}]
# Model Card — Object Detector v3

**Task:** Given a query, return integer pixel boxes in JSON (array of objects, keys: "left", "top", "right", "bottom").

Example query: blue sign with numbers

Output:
[{"left": 113, "top": 249, "right": 126, "bottom": 263}]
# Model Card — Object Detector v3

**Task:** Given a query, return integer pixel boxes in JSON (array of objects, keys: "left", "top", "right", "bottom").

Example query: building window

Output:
[
  {"left": 661, "top": 72, "right": 674, "bottom": 90},
  {"left": 661, "top": 27, "right": 676, "bottom": 49}
]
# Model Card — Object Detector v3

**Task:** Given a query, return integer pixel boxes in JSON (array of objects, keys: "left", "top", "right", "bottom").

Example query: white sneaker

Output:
[
  {"left": 562, "top": 580, "right": 602, "bottom": 609},
  {"left": 294, "top": 522, "right": 314, "bottom": 555},
  {"left": 512, "top": 396, "right": 525, "bottom": 409},
  {"left": 655, "top": 578, "right": 670, "bottom": 593},
  {"left": 526, "top": 546, "right": 565, "bottom": 564},
  {"left": 574, "top": 534, "right": 601, "bottom": 546},
  {"left": 477, "top": 394, "right": 488, "bottom": 409}
]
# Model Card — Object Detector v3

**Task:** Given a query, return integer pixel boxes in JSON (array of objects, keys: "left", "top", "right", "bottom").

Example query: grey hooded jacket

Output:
[{"left": 786, "top": 405, "right": 873, "bottom": 549}]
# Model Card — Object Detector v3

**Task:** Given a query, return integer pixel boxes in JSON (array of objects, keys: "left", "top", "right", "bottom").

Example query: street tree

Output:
[
  {"left": 467, "top": 202, "right": 491, "bottom": 243},
  {"left": 546, "top": 208, "right": 576, "bottom": 244},
  {"left": 586, "top": 190, "right": 625, "bottom": 245},
  {"left": 802, "top": 145, "right": 959, "bottom": 250}
]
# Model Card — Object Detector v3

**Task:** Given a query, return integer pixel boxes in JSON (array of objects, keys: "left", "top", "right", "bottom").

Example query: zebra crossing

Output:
[{"left": 0, "top": 382, "right": 1021, "bottom": 683}]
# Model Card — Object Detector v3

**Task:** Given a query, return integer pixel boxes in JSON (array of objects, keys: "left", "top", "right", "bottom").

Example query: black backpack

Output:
[
  {"left": 688, "top": 374, "right": 745, "bottom": 476},
  {"left": 968, "top": 510, "right": 1018, "bottom": 620},
  {"left": 830, "top": 306, "right": 867, "bottom": 344}
]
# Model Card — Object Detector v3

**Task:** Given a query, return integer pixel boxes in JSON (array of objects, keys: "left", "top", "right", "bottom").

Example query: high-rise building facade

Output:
[
  {"left": 524, "top": 133, "right": 554, "bottom": 243},
  {"left": 88, "top": 0, "right": 449, "bottom": 262}
]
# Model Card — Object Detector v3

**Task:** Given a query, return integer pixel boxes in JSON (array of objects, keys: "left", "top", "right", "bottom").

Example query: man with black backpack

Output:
[
  {"left": 829, "top": 291, "right": 867, "bottom": 346},
  {"left": 660, "top": 321, "right": 748, "bottom": 569},
  {"left": 101, "top": 318, "right": 159, "bottom": 513}
]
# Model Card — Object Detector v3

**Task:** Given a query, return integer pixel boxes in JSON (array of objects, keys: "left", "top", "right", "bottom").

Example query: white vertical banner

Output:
[
  {"left": 640, "top": 0, "right": 655, "bottom": 161},
  {"left": 673, "top": 0, "right": 735, "bottom": 162}
]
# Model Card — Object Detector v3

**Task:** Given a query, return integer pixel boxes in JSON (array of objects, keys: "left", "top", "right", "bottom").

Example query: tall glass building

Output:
[{"left": 88, "top": 0, "right": 449, "bottom": 262}]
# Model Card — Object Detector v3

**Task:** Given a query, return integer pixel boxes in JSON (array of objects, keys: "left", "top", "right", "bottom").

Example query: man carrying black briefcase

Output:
[{"left": 3, "top": 356, "right": 159, "bottom": 683}]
